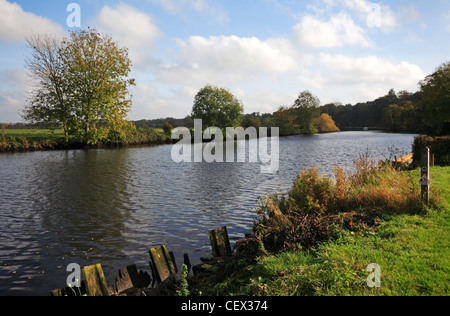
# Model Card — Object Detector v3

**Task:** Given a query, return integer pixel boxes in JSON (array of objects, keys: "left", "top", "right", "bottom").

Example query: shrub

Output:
[
  {"left": 254, "top": 196, "right": 332, "bottom": 253},
  {"left": 163, "top": 122, "right": 173, "bottom": 134},
  {"left": 289, "top": 167, "right": 335, "bottom": 215},
  {"left": 349, "top": 150, "right": 378, "bottom": 186}
]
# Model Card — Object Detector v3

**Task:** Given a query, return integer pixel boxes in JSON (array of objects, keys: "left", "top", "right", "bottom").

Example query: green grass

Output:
[
  {"left": 3, "top": 129, "right": 65, "bottom": 140},
  {"left": 250, "top": 209, "right": 449, "bottom": 296},
  {"left": 425, "top": 166, "right": 449, "bottom": 208},
  {"left": 192, "top": 166, "right": 449, "bottom": 296}
]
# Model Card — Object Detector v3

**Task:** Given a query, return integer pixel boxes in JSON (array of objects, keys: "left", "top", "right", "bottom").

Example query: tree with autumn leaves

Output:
[
  {"left": 274, "top": 91, "right": 339, "bottom": 136},
  {"left": 23, "top": 29, "right": 135, "bottom": 144}
]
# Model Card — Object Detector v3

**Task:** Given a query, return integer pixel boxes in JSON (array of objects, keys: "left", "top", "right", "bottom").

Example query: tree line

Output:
[
  {"left": 321, "top": 63, "right": 449, "bottom": 136},
  {"left": 321, "top": 62, "right": 449, "bottom": 136},
  {"left": 143, "top": 88, "right": 340, "bottom": 136}
]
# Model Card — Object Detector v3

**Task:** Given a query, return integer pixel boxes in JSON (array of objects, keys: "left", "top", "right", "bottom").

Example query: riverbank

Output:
[
  {"left": 188, "top": 164, "right": 449, "bottom": 296},
  {"left": 0, "top": 127, "right": 172, "bottom": 152}
]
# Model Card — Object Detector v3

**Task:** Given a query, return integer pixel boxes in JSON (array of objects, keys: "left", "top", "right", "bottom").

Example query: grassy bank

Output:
[
  {"left": 0, "top": 129, "right": 64, "bottom": 151},
  {"left": 0, "top": 127, "right": 170, "bottom": 152},
  {"left": 190, "top": 163, "right": 449, "bottom": 296}
]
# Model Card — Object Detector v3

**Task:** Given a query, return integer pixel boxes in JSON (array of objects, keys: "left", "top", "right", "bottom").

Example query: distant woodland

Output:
[{"left": 134, "top": 88, "right": 448, "bottom": 136}]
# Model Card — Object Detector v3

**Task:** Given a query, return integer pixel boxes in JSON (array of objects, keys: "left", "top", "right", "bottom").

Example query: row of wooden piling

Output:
[{"left": 51, "top": 226, "right": 232, "bottom": 296}]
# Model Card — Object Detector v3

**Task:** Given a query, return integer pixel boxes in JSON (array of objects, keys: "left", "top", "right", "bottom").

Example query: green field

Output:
[
  {"left": 3, "top": 129, "right": 65, "bottom": 140},
  {"left": 192, "top": 166, "right": 449, "bottom": 296}
]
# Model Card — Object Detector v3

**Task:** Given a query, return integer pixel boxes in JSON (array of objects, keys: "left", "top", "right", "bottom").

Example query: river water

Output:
[{"left": 0, "top": 131, "right": 416, "bottom": 295}]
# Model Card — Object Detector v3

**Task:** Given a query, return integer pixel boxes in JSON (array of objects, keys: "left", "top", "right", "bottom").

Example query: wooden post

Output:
[
  {"left": 419, "top": 147, "right": 431, "bottom": 204},
  {"left": 183, "top": 253, "right": 191, "bottom": 273},
  {"left": 209, "top": 226, "right": 232, "bottom": 257},
  {"left": 114, "top": 264, "right": 151, "bottom": 294},
  {"left": 82, "top": 264, "right": 111, "bottom": 296},
  {"left": 149, "top": 245, "right": 177, "bottom": 284}
]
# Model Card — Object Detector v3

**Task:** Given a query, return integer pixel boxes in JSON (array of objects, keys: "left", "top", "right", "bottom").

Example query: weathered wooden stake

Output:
[
  {"left": 114, "top": 264, "right": 151, "bottom": 294},
  {"left": 183, "top": 253, "right": 191, "bottom": 273},
  {"left": 149, "top": 245, "right": 177, "bottom": 284},
  {"left": 82, "top": 264, "right": 111, "bottom": 296},
  {"left": 419, "top": 147, "right": 431, "bottom": 204},
  {"left": 208, "top": 226, "right": 232, "bottom": 257}
]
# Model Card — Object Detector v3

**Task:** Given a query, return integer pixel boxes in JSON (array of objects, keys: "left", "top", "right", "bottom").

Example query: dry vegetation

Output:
[{"left": 252, "top": 152, "right": 434, "bottom": 254}]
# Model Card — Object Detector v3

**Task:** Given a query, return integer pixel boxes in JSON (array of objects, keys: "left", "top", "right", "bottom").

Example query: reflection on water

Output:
[{"left": 0, "top": 131, "right": 416, "bottom": 295}]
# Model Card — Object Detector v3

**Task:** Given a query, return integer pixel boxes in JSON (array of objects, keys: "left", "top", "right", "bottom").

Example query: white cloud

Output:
[
  {"left": 158, "top": 35, "right": 301, "bottom": 88},
  {"left": 312, "top": 0, "right": 398, "bottom": 32},
  {"left": 126, "top": 34, "right": 306, "bottom": 118},
  {"left": 0, "top": 0, "right": 65, "bottom": 42},
  {"left": 131, "top": 28, "right": 428, "bottom": 118},
  {"left": 343, "top": 0, "right": 397, "bottom": 30},
  {"left": 180, "top": 35, "right": 298, "bottom": 73},
  {"left": 294, "top": 11, "right": 372, "bottom": 49},
  {"left": 0, "top": 69, "right": 28, "bottom": 122},
  {"left": 236, "top": 87, "right": 295, "bottom": 114},
  {"left": 95, "top": 3, "right": 164, "bottom": 69},
  {"left": 296, "top": 53, "right": 426, "bottom": 104},
  {"left": 318, "top": 53, "right": 425, "bottom": 86},
  {"left": 129, "top": 83, "right": 178, "bottom": 119}
]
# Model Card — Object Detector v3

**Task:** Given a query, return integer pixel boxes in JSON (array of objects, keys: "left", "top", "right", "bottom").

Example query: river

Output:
[{"left": 0, "top": 131, "right": 416, "bottom": 295}]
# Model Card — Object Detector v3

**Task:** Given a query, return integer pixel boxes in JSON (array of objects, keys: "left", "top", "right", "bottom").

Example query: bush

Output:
[
  {"left": 289, "top": 167, "right": 335, "bottom": 215},
  {"left": 341, "top": 152, "right": 425, "bottom": 215},
  {"left": 105, "top": 124, "right": 168, "bottom": 146},
  {"left": 254, "top": 195, "right": 333, "bottom": 253},
  {"left": 163, "top": 122, "right": 173, "bottom": 134}
]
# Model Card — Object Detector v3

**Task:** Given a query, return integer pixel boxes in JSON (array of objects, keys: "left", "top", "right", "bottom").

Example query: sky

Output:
[{"left": 1, "top": 0, "right": 450, "bottom": 123}]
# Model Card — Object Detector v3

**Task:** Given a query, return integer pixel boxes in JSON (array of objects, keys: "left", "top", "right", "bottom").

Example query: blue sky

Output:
[{"left": 1, "top": 0, "right": 450, "bottom": 123}]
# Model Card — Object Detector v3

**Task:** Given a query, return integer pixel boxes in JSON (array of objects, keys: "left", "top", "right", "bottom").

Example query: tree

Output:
[
  {"left": 314, "top": 113, "right": 340, "bottom": 133},
  {"left": 273, "top": 106, "right": 298, "bottom": 136},
  {"left": 191, "top": 85, "right": 244, "bottom": 130},
  {"left": 163, "top": 122, "right": 173, "bottom": 134},
  {"left": 24, "top": 29, "right": 136, "bottom": 144},
  {"left": 61, "top": 29, "right": 135, "bottom": 143},
  {"left": 293, "top": 91, "right": 320, "bottom": 134},
  {"left": 242, "top": 114, "right": 262, "bottom": 129},
  {"left": 419, "top": 61, "right": 450, "bottom": 135},
  {"left": 23, "top": 33, "right": 73, "bottom": 142},
  {"left": 382, "top": 100, "right": 418, "bottom": 132}
]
